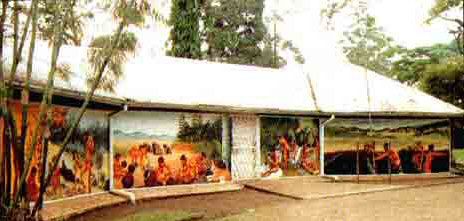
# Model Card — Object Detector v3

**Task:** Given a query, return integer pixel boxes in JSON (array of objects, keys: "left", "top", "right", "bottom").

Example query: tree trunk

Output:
[
  {"left": 4, "top": 118, "right": 11, "bottom": 205},
  {"left": 39, "top": 1, "right": 136, "bottom": 213},
  {"left": 0, "top": 0, "right": 9, "bottom": 208},
  {"left": 19, "top": 0, "right": 40, "bottom": 204},
  {"left": 13, "top": 0, "right": 64, "bottom": 206},
  {"left": 31, "top": 136, "right": 47, "bottom": 215}
]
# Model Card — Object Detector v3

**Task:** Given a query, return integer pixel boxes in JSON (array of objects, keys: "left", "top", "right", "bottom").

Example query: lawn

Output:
[
  {"left": 113, "top": 211, "right": 200, "bottom": 221},
  {"left": 454, "top": 149, "right": 464, "bottom": 163}
]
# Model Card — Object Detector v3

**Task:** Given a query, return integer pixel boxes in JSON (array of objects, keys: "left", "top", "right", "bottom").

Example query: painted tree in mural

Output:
[
  {"left": 167, "top": 0, "right": 304, "bottom": 67},
  {"left": 0, "top": 0, "right": 157, "bottom": 220}
]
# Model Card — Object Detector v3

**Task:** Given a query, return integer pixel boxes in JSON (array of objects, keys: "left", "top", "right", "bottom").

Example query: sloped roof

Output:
[
  {"left": 6, "top": 42, "right": 464, "bottom": 117},
  {"left": 306, "top": 59, "right": 463, "bottom": 116}
]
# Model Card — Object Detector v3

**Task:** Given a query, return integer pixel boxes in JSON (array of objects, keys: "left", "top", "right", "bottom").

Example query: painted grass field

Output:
[{"left": 325, "top": 132, "right": 449, "bottom": 152}]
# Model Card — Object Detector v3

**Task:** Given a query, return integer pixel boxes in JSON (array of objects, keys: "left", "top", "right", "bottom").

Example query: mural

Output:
[
  {"left": 324, "top": 119, "right": 450, "bottom": 175},
  {"left": 259, "top": 117, "right": 319, "bottom": 178},
  {"left": 112, "top": 111, "right": 229, "bottom": 189},
  {"left": 10, "top": 102, "right": 110, "bottom": 201}
]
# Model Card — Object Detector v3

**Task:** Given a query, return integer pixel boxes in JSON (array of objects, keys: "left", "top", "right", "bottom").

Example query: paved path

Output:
[
  {"left": 243, "top": 175, "right": 463, "bottom": 200},
  {"left": 40, "top": 183, "right": 242, "bottom": 221},
  {"left": 219, "top": 181, "right": 464, "bottom": 221}
]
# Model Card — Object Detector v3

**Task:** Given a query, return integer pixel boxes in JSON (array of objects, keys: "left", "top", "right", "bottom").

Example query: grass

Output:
[
  {"left": 113, "top": 211, "right": 200, "bottom": 221},
  {"left": 454, "top": 149, "right": 464, "bottom": 163}
]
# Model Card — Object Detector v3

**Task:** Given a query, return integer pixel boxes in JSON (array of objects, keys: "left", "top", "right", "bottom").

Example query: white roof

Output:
[{"left": 6, "top": 42, "right": 463, "bottom": 116}]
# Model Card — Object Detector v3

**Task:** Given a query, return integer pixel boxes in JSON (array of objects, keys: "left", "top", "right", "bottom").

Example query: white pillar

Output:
[
  {"left": 109, "top": 116, "right": 114, "bottom": 190},
  {"left": 319, "top": 120, "right": 325, "bottom": 176},
  {"left": 222, "top": 114, "right": 231, "bottom": 169},
  {"left": 255, "top": 117, "right": 261, "bottom": 176}
]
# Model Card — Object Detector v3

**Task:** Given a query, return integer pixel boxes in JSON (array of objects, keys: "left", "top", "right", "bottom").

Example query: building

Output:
[{"left": 3, "top": 42, "right": 463, "bottom": 203}]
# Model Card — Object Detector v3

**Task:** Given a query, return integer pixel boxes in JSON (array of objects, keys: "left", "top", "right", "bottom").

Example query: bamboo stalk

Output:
[
  {"left": 12, "top": 0, "right": 64, "bottom": 207},
  {"left": 36, "top": 0, "right": 137, "bottom": 215},
  {"left": 19, "top": 0, "right": 40, "bottom": 202}
]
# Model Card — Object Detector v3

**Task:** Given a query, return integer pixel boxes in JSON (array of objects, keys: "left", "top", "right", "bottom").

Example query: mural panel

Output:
[
  {"left": 259, "top": 117, "right": 319, "bottom": 178},
  {"left": 324, "top": 118, "right": 450, "bottom": 175},
  {"left": 112, "top": 112, "right": 229, "bottom": 189},
  {"left": 13, "top": 102, "right": 110, "bottom": 201}
]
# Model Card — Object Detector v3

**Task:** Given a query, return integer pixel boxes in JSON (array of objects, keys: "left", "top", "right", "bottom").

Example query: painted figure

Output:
[
  {"left": 279, "top": 136, "right": 290, "bottom": 169},
  {"left": 262, "top": 148, "right": 282, "bottom": 177},
  {"left": 413, "top": 141, "right": 426, "bottom": 172},
  {"left": 155, "top": 156, "right": 173, "bottom": 186},
  {"left": 27, "top": 166, "right": 40, "bottom": 202},
  {"left": 84, "top": 133, "right": 95, "bottom": 193},
  {"left": 122, "top": 164, "right": 136, "bottom": 189},
  {"left": 195, "top": 152, "right": 209, "bottom": 180},
  {"left": 375, "top": 143, "right": 401, "bottom": 173},
  {"left": 301, "top": 144, "right": 319, "bottom": 174},
  {"left": 424, "top": 144, "right": 447, "bottom": 173},
  {"left": 209, "top": 160, "right": 231, "bottom": 183},
  {"left": 177, "top": 155, "right": 196, "bottom": 184}
]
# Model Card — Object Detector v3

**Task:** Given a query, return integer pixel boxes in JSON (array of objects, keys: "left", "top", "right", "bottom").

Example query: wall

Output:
[
  {"left": 111, "top": 111, "right": 230, "bottom": 189},
  {"left": 6, "top": 101, "right": 111, "bottom": 202},
  {"left": 324, "top": 118, "right": 450, "bottom": 175}
]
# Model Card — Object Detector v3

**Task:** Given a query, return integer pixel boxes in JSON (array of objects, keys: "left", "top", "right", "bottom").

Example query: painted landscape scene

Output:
[{"left": 112, "top": 112, "right": 230, "bottom": 189}]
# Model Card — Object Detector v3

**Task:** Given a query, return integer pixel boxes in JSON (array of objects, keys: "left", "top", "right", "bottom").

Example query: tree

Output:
[
  {"left": 340, "top": 13, "right": 401, "bottom": 76},
  {"left": 390, "top": 42, "right": 460, "bottom": 85},
  {"left": 420, "top": 55, "right": 464, "bottom": 108},
  {"left": 167, "top": 0, "right": 304, "bottom": 68},
  {"left": 0, "top": 0, "right": 156, "bottom": 219},
  {"left": 166, "top": 0, "right": 202, "bottom": 59}
]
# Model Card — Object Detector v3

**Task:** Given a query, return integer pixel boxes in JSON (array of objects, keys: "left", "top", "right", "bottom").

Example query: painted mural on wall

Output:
[
  {"left": 112, "top": 112, "right": 229, "bottom": 189},
  {"left": 9, "top": 102, "right": 110, "bottom": 201},
  {"left": 259, "top": 117, "right": 319, "bottom": 178},
  {"left": 324, "top": 119, "right": 450, "bottom": 175}
]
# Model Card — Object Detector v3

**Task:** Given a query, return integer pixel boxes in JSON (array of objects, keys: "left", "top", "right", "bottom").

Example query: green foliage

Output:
[
  {"left": 340, "top": 13, "right": 401, "bottom": 76},
  {"left": 87, "top": 31, "right": 137, "bottom": 92},
  {"left": 167, "top": 0, "right": 202, "bottom": 59},
  {"left": 166, "top": 0, "right": 303, "bottom": 68},
  {"left": 203, "top": 0, "right": 267, "bottom": 66},
  {"left": 38, "top": 0, "right": 93, "bottom": 46},
  {"left": 420, "top": 55, "right": 464, "bottom": 108},
  {"left": 427, "top": 0, "right": 463, "bottom": 23},
  {"left": 113, "top": 0, "right": 152, "bottom": 27},
  {"left": 176, "top": 114, "right": 222, "bottom": 144},
  {"left": 391, "top": 42, "right": 460, "bottom": 85}
]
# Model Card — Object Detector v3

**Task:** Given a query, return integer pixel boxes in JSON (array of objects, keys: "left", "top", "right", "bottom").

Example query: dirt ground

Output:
[
  {"left": 68, "top": 178, "right": 464, "bottom": 221},
  {"left": 68, "top": 188, "right": 293, "bottom": 221}
]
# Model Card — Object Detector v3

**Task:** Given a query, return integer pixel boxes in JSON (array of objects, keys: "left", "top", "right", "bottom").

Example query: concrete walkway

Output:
[
  {"left": 243, "top": 175, "right": 464, "bottom": 200},
  {"left": 40, "top": 183, "right": 242, "bottom": 221}
]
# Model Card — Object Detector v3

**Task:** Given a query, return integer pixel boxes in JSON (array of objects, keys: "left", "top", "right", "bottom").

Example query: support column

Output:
[
  {"left": 319, "top": 119, "right": 325, "bottom": 176},
  {"left": 222, "top": 114, "right": 231, "bottom": 170},
  {"left": 108, "top": 116, "right": 114, "bottom": 190}
]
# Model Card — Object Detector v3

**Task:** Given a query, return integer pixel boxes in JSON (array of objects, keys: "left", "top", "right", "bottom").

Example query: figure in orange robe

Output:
[
  {"left": 375, "top": 143, "right": 401, "bottom": 173},
  {"left": 279, "top": 136, "right": 290, "bottom": 169},
  {"left": 177, "top": 155, "right": 196, "bottom": 184},
  {"left": 210, "top": 160, "right": 231, "bottom": 182},
  {"left": 84, "top": 134, "right": 95, "bottom": 193},
  {"left": 27, "top": 166, "right": 40, "bottom": 202},
  {"left": 424, "top": 144, "right": 447, "bottom": 173},
  {"left": 155, "top": 157, "right": 173, "bottom": 186},
  {"left": 195, "top": 152, "right": 209, "bottom": 180},
  {"left": 261, "top": 149, "right": 281, "bottom": 177},
  {"left": 129, "top": 145, "right": 141, "bottom": 166}
]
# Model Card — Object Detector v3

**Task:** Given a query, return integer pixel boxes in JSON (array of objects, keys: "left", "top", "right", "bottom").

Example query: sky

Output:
[
  {"left": 82, "top": 0, "right": 458, "bottom": 69},
  {"left": 112, "top": 112, "right": 220, "bottom": 137}
]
